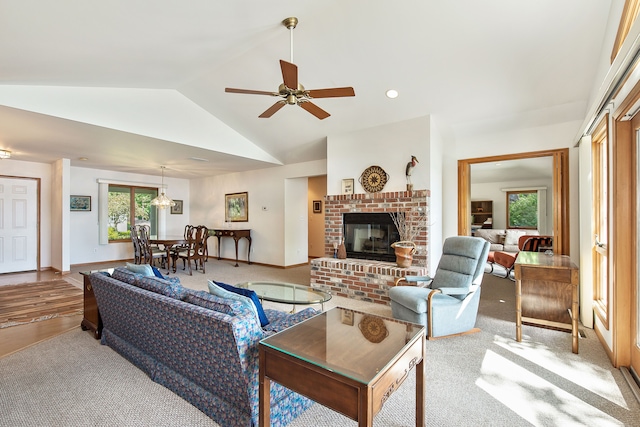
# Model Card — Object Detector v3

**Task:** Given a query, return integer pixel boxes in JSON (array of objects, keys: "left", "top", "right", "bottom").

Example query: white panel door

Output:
[{"left": 0, "top": 177, "right": 38, "bottom": 273}]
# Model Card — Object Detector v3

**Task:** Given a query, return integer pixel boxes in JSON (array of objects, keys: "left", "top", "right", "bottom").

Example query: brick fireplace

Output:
[{"left": 311, "top": 190, "right": 429, "bottom": 305}]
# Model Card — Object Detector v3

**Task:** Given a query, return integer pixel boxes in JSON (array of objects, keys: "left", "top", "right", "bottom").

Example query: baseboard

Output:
[{"left": 620, "top": 366, "right": 640, "bottom": 403}]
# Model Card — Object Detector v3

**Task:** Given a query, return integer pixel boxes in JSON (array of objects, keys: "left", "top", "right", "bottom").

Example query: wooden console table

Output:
[
  {"left": 514, "top": 252, "right": 579, "bottom": 353},
  {"left": 211, "top": 229, "right": 251, "bottom": 267}
]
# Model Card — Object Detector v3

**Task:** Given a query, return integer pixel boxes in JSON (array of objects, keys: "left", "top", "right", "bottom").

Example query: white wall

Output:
[
  {"left": 327, "top": 115, "right": 437, "bottom": 270},
  {"left": 189, "top": 160, "right": 326, "bottom": 266},
  {"left": 444, "top": 120, "right": 582, "bottom": 263},
  {"left": 327, "top": 116, "right": 430, "bottom": 195},
  {"left": 428, "top": 117, "right": 446, "bottom": 272},
  {"left": 471, "top": 178, "right": 554, "bottom": 233},
  {"left": 284, "top": 177, "right": 309, "bottom": 266},
  {"left": 69, "top": 166, "right": 190, "bottom": 266}
]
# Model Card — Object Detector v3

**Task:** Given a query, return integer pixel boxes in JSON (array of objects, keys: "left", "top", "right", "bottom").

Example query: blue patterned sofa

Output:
[{"left": 90, "top": 267, "right": 317, "bottom": 427}]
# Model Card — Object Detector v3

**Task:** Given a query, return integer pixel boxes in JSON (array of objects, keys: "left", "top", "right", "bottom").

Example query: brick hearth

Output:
[
  {"left": 311, "top": 190, "right": 430, "bottom": 305},
  {"left": 310, "top": 257, "right": 428, "bottom": 305}
]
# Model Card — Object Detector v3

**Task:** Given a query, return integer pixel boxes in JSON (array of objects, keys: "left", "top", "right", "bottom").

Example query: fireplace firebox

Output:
[{"left": 343, "top": 213, "right": 399, "bottom": 262}]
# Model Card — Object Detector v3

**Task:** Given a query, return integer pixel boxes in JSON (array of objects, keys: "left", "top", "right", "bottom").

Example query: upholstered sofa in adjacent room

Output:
[
  {"left": 90, "top": 267, "right": 317, "bottom": 427},
  {"left": 474, "top": 228, "right": 540, "bottom": 253}
]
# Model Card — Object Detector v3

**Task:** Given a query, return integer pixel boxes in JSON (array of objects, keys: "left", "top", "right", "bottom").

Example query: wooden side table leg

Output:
[
  {"left": 515, "top": 276, "right": 522, "bottom": 342},
  {"left": 259, "top": 348, "right": 270, "bottom": 427},
  {"left": 233, "top": 237, "right": 240, "bottom": 267},
  {"left": 416, "top": 352, "right": 425, "bottom": 427},
  {"left": 571, "top": 272, "right": 579, "bottom": 353}
]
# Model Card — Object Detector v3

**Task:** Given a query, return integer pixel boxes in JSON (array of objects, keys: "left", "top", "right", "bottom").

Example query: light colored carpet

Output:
[{"left": 1, "top": 261, "right": 639, "bottom": 426}]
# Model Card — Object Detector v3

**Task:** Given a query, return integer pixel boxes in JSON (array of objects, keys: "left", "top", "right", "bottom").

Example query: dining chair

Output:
[
  {"left": 175, "top": 225, "right": 209, "bottom": 275},
  {"left": 130, "top": 224, "right": 144, "bottom": 264},
  {"left": 137, "top": 224, "right": 167, "bottom": 268}
]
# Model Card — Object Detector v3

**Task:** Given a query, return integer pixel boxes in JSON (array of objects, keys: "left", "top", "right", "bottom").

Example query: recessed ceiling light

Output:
[
  {"left": 188, "top": 157, "right": 209, "bottom": 162},
  {"left": 78, "top": 157, "right": 89, "bottom": 161},
  {"left": 386, "top": 89, "right": 398, "bottom": 99}
]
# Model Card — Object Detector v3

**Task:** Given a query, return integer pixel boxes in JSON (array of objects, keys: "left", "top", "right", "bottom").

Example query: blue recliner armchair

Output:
[{"left": 389, "top": 236, "right": 490, "bottom": 339}]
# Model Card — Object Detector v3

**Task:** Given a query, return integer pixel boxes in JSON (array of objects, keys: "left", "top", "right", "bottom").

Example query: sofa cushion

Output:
[
  {"left": 112, "top": 267, "right": 145, "bottom": 285},
  {"left": 183, "top": 289, "right": 245, "bottom": 316},
  {"left": 504, "top": 229, "right": 540, "bottom": 250},
  {"left": 135, "top": 276, "right": 187, "bottom": 300},
  {"left": 263, "top": 307, "right": 318, "bottom": 333},
  {"left": 126, "top": 262, "right": 154, "bottom": 276},
  {"left": 208, "top": 281, "right": 269, "bottom": 327},
  {"left": 474, "top": 229, "right": 505, "bottom": 244}
]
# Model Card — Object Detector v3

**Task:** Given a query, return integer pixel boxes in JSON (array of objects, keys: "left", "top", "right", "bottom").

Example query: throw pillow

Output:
[
  {"left": 504, "top": 230, "right": 527, "bottom": 246},
  {"left": 183, "top": 289, "right": 242, "bottom": 316},
  {"left": 126, "top": 262, "right": 154, "bottom": 277},
  {"left": 135, "top": 276, "right": 187, "bottom": 300},
  {"left": 207, "top": 280, "right": 269, "bottom": 327},
  {"left": 151, "top": 266, "right": 165, "bottom": 279}
]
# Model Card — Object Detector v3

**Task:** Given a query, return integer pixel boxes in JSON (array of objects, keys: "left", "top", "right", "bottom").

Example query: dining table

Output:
[{"left": 149, "top": 235, "right": 188, "bottom": 274}]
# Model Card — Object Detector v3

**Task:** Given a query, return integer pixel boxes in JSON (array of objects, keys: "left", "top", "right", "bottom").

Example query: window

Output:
[
  {"left": 107, "top": 185, "right": 158, "bottom": 241},
  {"left": 506, "top": 190, "right": 538, "bottom": 229},
  {"left": 592, "top": 117, "right": 609, "bottom": 326},
  {"left": 611, "top": 0, "right": 640, "bottom": 63}
]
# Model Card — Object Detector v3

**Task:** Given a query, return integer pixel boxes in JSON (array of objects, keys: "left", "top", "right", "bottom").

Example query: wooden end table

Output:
[
  {"left": 79, "top": 269, "right": 113, "bottom": 339},
  {"left": 514, "top": 252, "right": 579, "bottom": 353},
  {"left": 259, "top": 308, "right": 425, "bottom": 426}
]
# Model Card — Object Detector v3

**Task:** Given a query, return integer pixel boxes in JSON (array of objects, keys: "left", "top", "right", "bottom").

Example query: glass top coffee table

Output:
[
  {"left": 236, "top": 281, "right": 331, "bottom": 311},
  {"left": 258, "top": 307, "right": 425, "bottom": 426}
]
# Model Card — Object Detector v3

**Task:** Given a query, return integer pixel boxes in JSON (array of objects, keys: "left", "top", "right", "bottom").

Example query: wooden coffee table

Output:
[{"left": 259, "top": 307, "right": 425, "bottom": 426}]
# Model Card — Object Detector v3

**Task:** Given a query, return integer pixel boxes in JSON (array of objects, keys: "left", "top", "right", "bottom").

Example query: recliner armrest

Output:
[
  {"left": 435, "top": 287, "right": 471, "bottom": 296},
  {"left": 394, "top": 275, "right": 433, "bottom": 287}
]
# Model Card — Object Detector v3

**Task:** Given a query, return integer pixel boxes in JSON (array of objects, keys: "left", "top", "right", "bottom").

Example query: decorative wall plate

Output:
[
  {"left": 359, "top": 165, "right": 389, "bottom": 193},
  {"left": 358, "top": 315, "right": 389, "bottom": 343}
]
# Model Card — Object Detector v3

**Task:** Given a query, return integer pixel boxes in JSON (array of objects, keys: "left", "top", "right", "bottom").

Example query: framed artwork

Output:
[
  {"left": 171, "top": 200, "right": 183, "bottom": 215},
  {"left": 225, "top": 192, "right": 248, "bottom": 222},
  {"left": 341, "top": 309, "right": 354, "bottom": 326},
  {"left": 70, "top": 195, "right": 91, "bottom": 211},
  {"left": 342, "top": 178, "right": 354, "bottom": 195},
  {"left": 313, "top": 200, "right": 322, "bottom": 214}
]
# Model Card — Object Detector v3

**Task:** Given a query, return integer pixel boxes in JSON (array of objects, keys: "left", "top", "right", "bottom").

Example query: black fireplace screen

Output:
[{"left": 343, "top": 213, "right": 399, "bottom": 262}]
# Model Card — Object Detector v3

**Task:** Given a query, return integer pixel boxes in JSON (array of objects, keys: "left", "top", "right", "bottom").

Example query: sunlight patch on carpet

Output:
[{"left": 477, "top": 349, "right": 624, "bottom": 426}]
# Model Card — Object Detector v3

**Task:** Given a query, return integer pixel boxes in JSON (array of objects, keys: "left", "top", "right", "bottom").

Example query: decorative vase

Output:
[
  {"left": 337, "top": 239, "right": 347, "bottom": 259},
  {"left": 391, "top": 241, "right": 416, "bottom": 268}
]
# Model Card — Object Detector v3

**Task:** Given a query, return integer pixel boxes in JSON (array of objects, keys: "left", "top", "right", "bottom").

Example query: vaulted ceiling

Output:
[{"left": 0, "top": 0, "right": 614, "bottom": 178}]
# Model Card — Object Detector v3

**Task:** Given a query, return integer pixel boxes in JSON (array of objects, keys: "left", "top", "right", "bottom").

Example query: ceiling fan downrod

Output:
[{"left": 282, "top": 17, "right": 298, "bottom": 63}]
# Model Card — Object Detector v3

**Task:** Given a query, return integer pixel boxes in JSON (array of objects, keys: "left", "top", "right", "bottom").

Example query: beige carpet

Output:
[
  {"left": 1, "top": 262, "right": 638, "bottom": 426},
  {"left": 0, "top": 279, "right": 83, "bottom": 329}
]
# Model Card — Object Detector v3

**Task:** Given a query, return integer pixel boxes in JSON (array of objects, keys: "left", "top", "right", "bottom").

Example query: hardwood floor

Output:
[{"left": 0, "top": 261, "right": 126, "bottom": 359}]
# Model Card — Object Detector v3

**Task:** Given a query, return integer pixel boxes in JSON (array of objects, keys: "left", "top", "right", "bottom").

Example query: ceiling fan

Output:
[{"left": 225, "top": 17, "right": 355, "bottom": 120}]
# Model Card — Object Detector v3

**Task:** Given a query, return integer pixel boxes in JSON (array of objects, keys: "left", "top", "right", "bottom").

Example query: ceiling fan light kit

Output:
[{"left": 225, "top": 17, "right": 355, "bottom": 119}]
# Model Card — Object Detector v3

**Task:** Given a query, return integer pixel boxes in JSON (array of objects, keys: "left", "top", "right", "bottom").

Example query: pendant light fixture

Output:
[{"left": 150, "top": 166, "right": 176, "bottom": 209}]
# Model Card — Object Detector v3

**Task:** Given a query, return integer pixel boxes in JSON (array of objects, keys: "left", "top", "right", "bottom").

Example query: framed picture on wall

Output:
[
  {"left": 225, "top": 192, "right": 248, "bottom": 222},
  {"left": 171, "top": 200, "right": 183, "bottom": 214},
  {"left": 70, "top": 195, "right": 91, "bottom": 211},
  {"left": 313, "top": 200, "right": 322, "bottom": 213},
  {"left": 342, "top": 178, "right": 354, "bottom": 195}
]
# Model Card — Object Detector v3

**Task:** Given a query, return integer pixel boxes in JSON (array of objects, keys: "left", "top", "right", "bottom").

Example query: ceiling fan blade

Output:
[
  {"left": 280, "top": 60, "right": 298, "bottom": 89},
  {"left": 225, "top": 88, "right": 277, "bottom": 96},
  {"left": 306, "top": 87, "right": 356, "bottom": 98},
  {"left": 299, "top": 102, "right": 330, "bottom": 120},
  {"left": 259, "top": 101, "right": 286, "bottom": 118}
]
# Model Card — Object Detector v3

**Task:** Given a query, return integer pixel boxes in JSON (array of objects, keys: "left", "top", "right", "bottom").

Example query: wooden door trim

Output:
[{"left": 457, "top": 149, "right": 570, "bottom": 255}]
